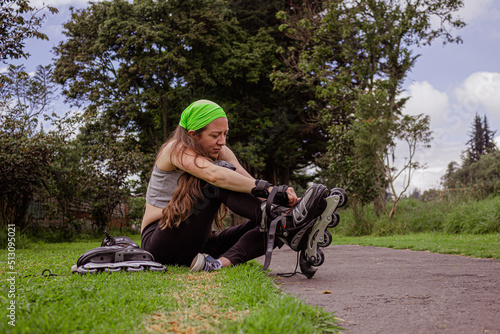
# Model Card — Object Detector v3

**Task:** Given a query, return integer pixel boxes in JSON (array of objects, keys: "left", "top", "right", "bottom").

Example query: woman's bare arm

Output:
[
  {"left": 158, "top": 144, "right": 256, "bottom": 193},
  {"left": 155, "top": 142, "right": 298, "bottom": 204}
]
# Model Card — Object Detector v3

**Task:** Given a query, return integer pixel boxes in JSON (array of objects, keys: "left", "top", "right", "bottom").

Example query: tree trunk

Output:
[{"left": 388, "top": 198, "right": 399, "bottom": 221}]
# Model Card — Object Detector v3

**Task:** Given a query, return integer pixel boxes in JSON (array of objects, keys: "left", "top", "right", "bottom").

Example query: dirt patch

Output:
[
  {"left": 258, "top": 245, "right": 500, "bottom": 333},
  {"left": 143, "top": 272, "right": 248, "bottom": 333}
]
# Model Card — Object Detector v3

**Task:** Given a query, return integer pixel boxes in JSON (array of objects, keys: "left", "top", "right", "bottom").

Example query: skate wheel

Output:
[
  {"left": 318, "top": 230, "right": 332, "bottom": 248},
  {"left": 105, "top": 267, "right": 123, "bottom": 273},
  {"left": 77, "top": 267, "right": 97, "bottom": 274},
  {"left": 330, "top": 188, "right": 348, "bottom": 208},
  {"left": 126, "top": 265, "right": 145, "bottom": 272},
  {"left": 328, "top": 211, "right": 340, "bottom": 228},
  {"left": 299, "top": 250, "right": 318, "bottom": 279},
  {"left": 310, "top": 248, "right": 325, "bottom": 266},
  {"left": 149, "top": 266, "right": 167, "bottom": 272}
]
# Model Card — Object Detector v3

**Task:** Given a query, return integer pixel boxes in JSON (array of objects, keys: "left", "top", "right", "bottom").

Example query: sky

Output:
[
  {"left": 3, "top": 0, "right": 500, "bottom": 193},
  {"left": 399, "top": 0, "right": 500, "bottom": 192}
]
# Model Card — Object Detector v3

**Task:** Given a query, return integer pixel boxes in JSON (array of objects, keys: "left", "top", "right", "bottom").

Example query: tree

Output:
[
  {"left": 441, "top": 161, "right": 459, "bottom": 189},
  {"left": 0, "top": 64, "right": 65, "bottom": 230},
  {"left": 442, "top": 115, "right": 498, "bottom": 197},
  {"left": 446, "top": 151, "right": 500, "bottom": 197},
  {"left": 274, "top": 0, "right": 464, "bottom": 220},
  {"left": 409, "top": 188, "right": 421, "bottom": 199},
  {"left": 467, "top": 151, "right": 500, "bottom": 196},
  {"left": 0, "top": 64, "right": 56, "bottom": 115},
  {"left": 0, "top": 0, "right": 60, "bottom": 229},
  {"left": 221, "top": 0, "right": 328, "bottom": 185},
  {"left": 0, "top": 62, "right": 139, "bottom": 233},
  {"left": 76, "top": 117, "right": 143, "bottom": 231},
  {"left": 483, "top": 115, "right": 497, "bottom": 154},
  {"left": 385, "top": 114, "right": 432, "bottom": 219},
  {"left": 53, "top": 0, "right": 327, "bottom": 188},
  {"left": 464, "top": 113, "right": 497, "bottom": 164},
  {"left": 0, "top": 0, "right": 58, "bottom": 62}
]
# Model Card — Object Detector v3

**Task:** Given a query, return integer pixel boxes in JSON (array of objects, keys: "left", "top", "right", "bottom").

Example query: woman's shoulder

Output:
[
  {"left": 157, "top": 140, "right": 202, "bottom": 171},
  {"left": 156, "top": 142, "right": 177, "bottom": 172}
]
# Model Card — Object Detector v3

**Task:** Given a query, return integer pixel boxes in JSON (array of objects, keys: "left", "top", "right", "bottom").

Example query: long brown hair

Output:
[{"left": 158, "top": 125, "right": 227, "bottom": 230}]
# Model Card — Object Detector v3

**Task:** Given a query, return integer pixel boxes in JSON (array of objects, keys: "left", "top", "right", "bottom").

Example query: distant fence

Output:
[{"left": 27, "top": 198, "right": 130, "bottom": 230}]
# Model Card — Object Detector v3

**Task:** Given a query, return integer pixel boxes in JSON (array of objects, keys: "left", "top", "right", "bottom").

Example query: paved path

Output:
[{"left": 258, "top": 245, "right": 500, "bottom": 333}]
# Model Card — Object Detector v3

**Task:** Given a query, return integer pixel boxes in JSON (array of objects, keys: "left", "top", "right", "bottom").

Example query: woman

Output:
[{"left": 141, "top": 99, "right": 321, "bottom": 272}]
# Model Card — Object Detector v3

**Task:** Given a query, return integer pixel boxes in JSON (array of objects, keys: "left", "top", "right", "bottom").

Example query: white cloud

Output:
[
  {"left": 402, "top": 81, "right": 449, "bottom": 125},
  {"left": 458, "top": 0, "right": 499, "bottom": 22},
  {"left": 401, "top": 81, "right": 470, "bottom": 140},
  {"left": 397, "top": 82, "right": 454, "bottom": 191},
  {"left": 392, "top": 138, "right": 464, "bottom": 193},
  {"left": 454, "top": 72, "right": 500, "bottom": 121}
]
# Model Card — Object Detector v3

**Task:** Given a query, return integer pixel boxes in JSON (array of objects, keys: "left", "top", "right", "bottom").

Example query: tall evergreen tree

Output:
[
  {"left": 483, "top": 114, "right": 497, "bottom": 154},
  {"left": 464, "top": 113, "right": 497, "bottom": 164}
]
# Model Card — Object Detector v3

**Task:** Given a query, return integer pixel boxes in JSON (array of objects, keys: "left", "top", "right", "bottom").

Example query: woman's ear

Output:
[{"left": 187, "top": 130, "right": 198, "bottom": 138}]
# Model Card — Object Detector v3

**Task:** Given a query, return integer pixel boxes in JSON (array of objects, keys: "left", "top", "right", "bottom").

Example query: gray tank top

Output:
[{"left": 146, "top": 165, "right": 182, "bottom": 208}]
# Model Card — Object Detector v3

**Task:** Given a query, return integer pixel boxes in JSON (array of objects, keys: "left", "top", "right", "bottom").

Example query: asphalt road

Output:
[{"left": 258, "top": 244, "right": 500, "bottom": 333}]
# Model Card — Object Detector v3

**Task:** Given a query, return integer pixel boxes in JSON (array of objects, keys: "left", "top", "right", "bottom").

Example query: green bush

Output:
[
  {"left": 334, "top": 198, "right": 448, "bottom": 236},
  {"left": 386, "top": 199, "right": 447, "bottom": 233},
  {"left": 444, "top": 196, "right": 500, "bottom": 234},
  {"left": 333, "top": 205, "right": 375, "bottom": 236},
  {"left": 334, "top": 196, "right": 500, "bottom": 236},
  {"left": 127, "top": 196, "right": 146, "bottom": 221}
]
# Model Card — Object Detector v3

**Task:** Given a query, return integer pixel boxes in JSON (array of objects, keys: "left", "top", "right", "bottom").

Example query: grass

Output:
[
  {"left": 2, "top": 228, "right": 498, "bottom": 333},
  {"left": 332, "top": 232, "right": 500, "bottom": 259},
  {"left": 0, "top": 237, "right": 341, "bottom": 334}
]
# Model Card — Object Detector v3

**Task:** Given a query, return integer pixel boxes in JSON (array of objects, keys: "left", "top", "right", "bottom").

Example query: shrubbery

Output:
[
  {"left": 335, "top": 195, "right": 500, "bottom": 236},
  {"left": 0, "top": 65, "right": 144, "bottom": 237},
  {"left": 444, "top": 197, "right": 500, "bottom": 234}
]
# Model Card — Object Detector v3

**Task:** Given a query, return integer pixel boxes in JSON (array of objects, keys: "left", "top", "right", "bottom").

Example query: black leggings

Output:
[{"left": 141, "top": 183, "right": 269, "bottom": 266}]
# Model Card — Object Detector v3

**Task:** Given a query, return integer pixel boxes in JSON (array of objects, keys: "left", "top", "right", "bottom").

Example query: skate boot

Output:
[
  {"left": 261, "top": 184, "right": 347, "bottom": 279},
  {"left": 297, "top": 187, "right": 347, "bottom": 278},
  {"left": 72, "top": 232, "right": 167, "bottom": 274}
]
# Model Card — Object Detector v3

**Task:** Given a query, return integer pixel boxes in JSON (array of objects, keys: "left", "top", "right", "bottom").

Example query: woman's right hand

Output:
[
  {"left": 285, "top": 187, "right": 298, "bottom": 206},
  {"left": 268, "top": 185, "right": 298, "bottom": 206}
]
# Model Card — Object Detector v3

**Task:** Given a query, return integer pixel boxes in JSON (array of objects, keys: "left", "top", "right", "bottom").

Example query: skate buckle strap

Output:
[
  {"left": 101, "top": 231, "right": 115, "bottom": 246},
  {"left": 101, "top": 231, "right": 139, "bottom": 248},
  {"left": 262, "top": 186, "right": 290, "bottom": 270},
  {"left": 262, "top": 214, "right": 282, "bottom": 270},
  {"left": 265, "top": 186, "right": 289, "bottom": 217},
  {"left": 272, "top": 185, "right": 289, "bottom": 206},
  {"left": 252, "top": 179, "right": 272, "bottom": 198}
]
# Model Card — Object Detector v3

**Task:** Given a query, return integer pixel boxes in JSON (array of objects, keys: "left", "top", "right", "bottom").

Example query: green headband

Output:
[{"left": 179, "top": 100, "right": 227, "bottom": 131}]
